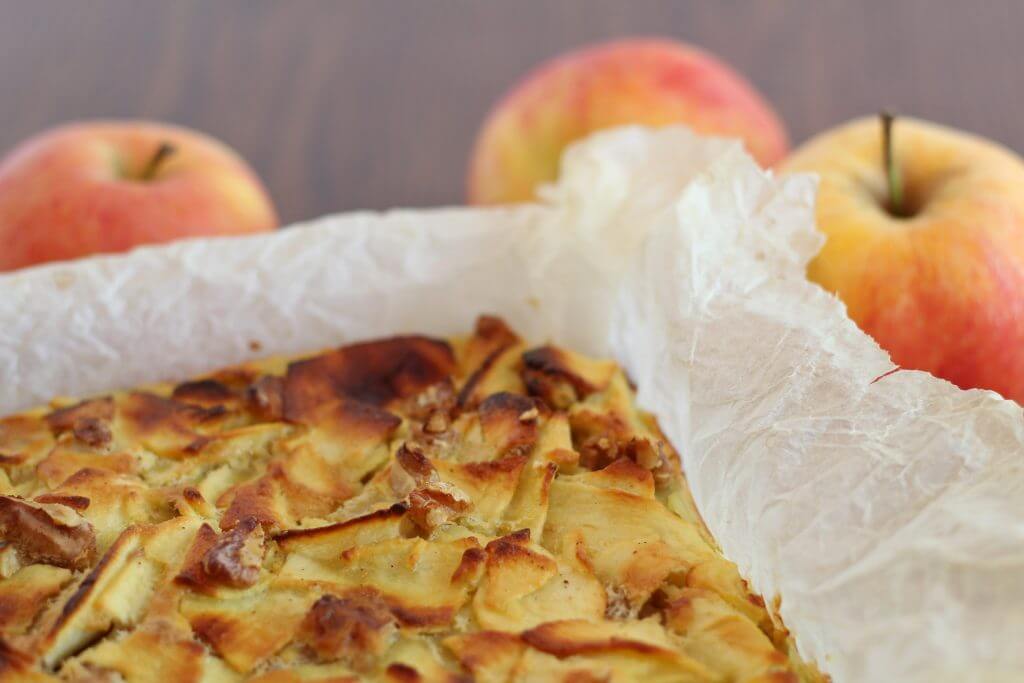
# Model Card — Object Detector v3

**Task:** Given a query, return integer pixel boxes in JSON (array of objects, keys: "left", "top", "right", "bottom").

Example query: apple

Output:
[
  {"left": 467, "top": 38, "right": 789, "bottom": 205},
  {"left": 0, "top": 121, "right": 278, "bottom": 272},
  {"left": 783, "top": 114, "right": 1024, "bottom": 402}
]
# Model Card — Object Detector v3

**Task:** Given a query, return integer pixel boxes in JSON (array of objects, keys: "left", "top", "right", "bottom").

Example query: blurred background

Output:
[{"left": 2, "top": 0, "right": 1021, "bottom": 223}]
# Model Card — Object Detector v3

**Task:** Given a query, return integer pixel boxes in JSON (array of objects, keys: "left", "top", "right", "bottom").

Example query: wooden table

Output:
[{"left": 2, "top": 1, "right": 1021, "bottom": 224}]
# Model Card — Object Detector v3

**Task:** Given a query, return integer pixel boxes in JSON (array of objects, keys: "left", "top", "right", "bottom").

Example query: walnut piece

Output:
[
  {"left": 45, "top": 398, "right": 114, "bottom": 434},
  {"left": 245, "top": 376, "right": 284, "bottom": 421},
  {"left": 406, "top": 481, "right": 472, "bottom": 533},
  {"left": 298, "top": 591, "right": 397, "bottom": 670},
  {"left": 200, "top": 516, "right": 265, "bottom": 588},
  {"left": 579, "top": 435, "right": 665, "bottom": 472},
  {"left": 44, "top": 397, "right": 115, "bottom": 448},
  {"left": 0, "top": 495, "right": 96, "bottom": 570},
  {"left": 629, "top": 437, "right": 663, "bottom": 470},
  {"left": 518, "top": 407, "right": 539, "bottom": 423},
  {"left": 394, "top": 444, "right": 437, "bottom": 485},
  {"left": 0, "top": 543, "right": 21, "bottom": 578},
  {"left": 402, "top": 379, "right": 456, "bottom": 421},
  {"left": 423, "top": 410, "right": 449, "bottom": 435},
  {"left": 72, "top": 418, "right": 112, "bottom": 448}
]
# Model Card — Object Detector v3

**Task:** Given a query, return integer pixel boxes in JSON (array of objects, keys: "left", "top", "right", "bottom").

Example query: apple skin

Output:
[
  {"left": 783, "top": 116, "right": 1024, "bottom": 402},
  {"left": 0, "top": 121, "right": 278, "bottom": 272},
  {"left": 467, "top": 38, "right": 789, "bottom": 205}
]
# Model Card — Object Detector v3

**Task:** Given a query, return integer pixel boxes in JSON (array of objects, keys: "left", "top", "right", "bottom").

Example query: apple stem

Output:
[
  {"left": 880, "top": 111, "right": 904, "bottom": 216},
  {"left": 141, "top": 142, "right": 176, "bottom": 181}
]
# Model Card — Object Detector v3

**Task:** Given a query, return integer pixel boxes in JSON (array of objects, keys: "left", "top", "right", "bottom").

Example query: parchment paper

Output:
[{"left": 2, "top": 127, "right": 1022, "bottom": 682}]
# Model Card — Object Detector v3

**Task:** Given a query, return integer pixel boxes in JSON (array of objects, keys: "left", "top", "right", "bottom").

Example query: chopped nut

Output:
[
  {"left": 548, "top": 448, "right": 580, "bottom": 469},
  {"left": 245, "top": 376, "right": 284, "bottom": 421},
  {"left": 406, "top": 481, "right": 472, "bottom": 533},
  {"left": 298, "top": 591, "right": 397, "bottom": 670},
  {"left": 0, "top": 495, "right": 96, "bottom": 570},
  {"left": 394, "top": 444, "right": 437, "bottom": 485},
  {"left": 423, "top": 410, "right": 449, "bottom": 434},
  {"left": 72, "top": 417, "right": 112, "bottom": 448},
  {"left": 579, "top": 435, "right": 619, "bottom": 470},
  {"left": 0, "top": 543, "right": 21, "bottom": 578},
  {"left": 45, "top": 398, "right": 114, "bottom": 434},
  {"left": 604, "top": 584, "right": 636, "bottom": 620},
  {"left": 406, "top": 380, "right": 456, "bottom": 420},
  {"left": 518, "top": 407, "right": 539, "bottom": 423},
  {"left": 201, "top": 517, "right": 265, "bottom": 588},
  {"left": 628, "top": 438, "right": 662, "bottom": 470}
]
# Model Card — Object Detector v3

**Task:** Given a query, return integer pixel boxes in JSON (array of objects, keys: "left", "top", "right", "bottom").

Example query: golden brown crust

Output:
[
  {"left": 283, "top": 336, "right": 455, "bottom": 417},
  {"left": 246, "top": 375, "right": 285, "bottom": 421},
  {"left": 174, "top": 523, "right": 221, "bottom": 593},
  {"left": 118, "top": 392, "right": 228, "bottom": 457},
  {"left": 0, "top": 638, "right": 44, "bottom": 681},
  {"left": 0, "top": 316, "right": 824, "bottom": 682},
  {"left": 0, "top": 565, "right": 73, "bottom": 635},
  {"left": 275, "top": 503, "right": 408, "bottom": 556},
  {"left": 0, "top": 415, "right": 54, "bottom": 477},
  {"left": 478, "top": 392, "right": 541, "bottom": 456},
  {"left": 521, "top": 619, "right": 667, "bottom": 658},
  {"left": 44, "top": 398, "right": 114, "bottom": 435},
  {"left": 171, "top": 379, "right": 239, "bottom": 407},
  {"left": 522, "top": 346, "right": 616, "bottom": 409}
]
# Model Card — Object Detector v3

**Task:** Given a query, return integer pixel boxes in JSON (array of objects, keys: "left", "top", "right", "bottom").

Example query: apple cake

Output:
[{"left": 0, "top": 316, "right": 824, "bottom": 682}]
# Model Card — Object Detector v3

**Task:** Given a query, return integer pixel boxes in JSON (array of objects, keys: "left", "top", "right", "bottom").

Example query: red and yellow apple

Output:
[
  {"left": 0, "top": 121, "right": 277, "bottom": 272},
  {"left": 783, "top": 115, "right": 1024, "bottom": 402},
  {"left": 467, "top": 38, "right": 789, "bottom": 205}
]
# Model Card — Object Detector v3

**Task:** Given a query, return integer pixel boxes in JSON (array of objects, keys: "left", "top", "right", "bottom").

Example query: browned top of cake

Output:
[{"left": 0, "top": 315, "right": 824, "bottom": 682}]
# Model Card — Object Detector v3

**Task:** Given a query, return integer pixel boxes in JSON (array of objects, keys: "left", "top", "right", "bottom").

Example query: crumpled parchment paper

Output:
[{"left": 2, "top": 127, "right": 1022, "bottom": 682}]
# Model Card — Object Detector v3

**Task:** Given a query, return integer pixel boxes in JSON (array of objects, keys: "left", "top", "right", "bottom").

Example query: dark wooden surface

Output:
[{"left": 2, "top": 1, "right": 1022, "bottom": 224}]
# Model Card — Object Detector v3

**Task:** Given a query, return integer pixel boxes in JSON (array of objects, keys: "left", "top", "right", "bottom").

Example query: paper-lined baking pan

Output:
[{"left": 2, "top": 127, "right": 1022, "bottom": 682}]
